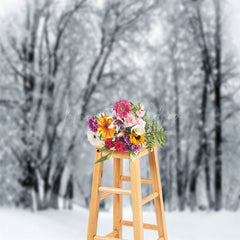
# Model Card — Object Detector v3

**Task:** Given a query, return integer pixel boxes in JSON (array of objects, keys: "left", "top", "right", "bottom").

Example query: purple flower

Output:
[
  {"left": 132, "top": 144, "right": 141, "bottom": 152},
  {"left": 125, "top": 135, "right": 131, "bottom": 146},
  {"left": 124, "top": 145, "right": 130, "bottom": 152},
  {"left": 88, "top": 115, "right": 99, "bottom": 132}
]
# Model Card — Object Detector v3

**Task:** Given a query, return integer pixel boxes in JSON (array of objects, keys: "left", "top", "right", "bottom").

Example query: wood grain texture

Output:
[
  {"left": 113, "top": 158, "right": 123, "bottom": 238},
  {"left": 120, "top": 175, "right": 152, "bottom": 184},
  {"left": 149, "top": 147, "right": 168, "bottom": 240},
  {"left": 87, "top": 150, "right": 104, "bottom": 240},
  {"left": 142, "top": 192, "right": 159, "bottom": 205},
  {"left": 121, "top": 220, "right": 160, "bottom": 231},
  {"left": 104, "top": 230, "right": 117, "bottom": 237},
  {"left": 88, "top": 144, "right": 168, "bottom": 240},
  {"left": 99, "top": 192, "right": 112, "bottom": 200},
  {"left": 94, "top": 236, "right": 126, "bottom": 240},
  {"left": 129, "top": 156, "right": 144, "bottom": 240},
  {"left": 98, "top": 186, "right": 131, "bottom": 195}
]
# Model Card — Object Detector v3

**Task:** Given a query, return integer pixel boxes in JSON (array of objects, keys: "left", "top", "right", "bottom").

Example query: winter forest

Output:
[{"left": 0, "top": 0, "right": 240, "bottom": 239}]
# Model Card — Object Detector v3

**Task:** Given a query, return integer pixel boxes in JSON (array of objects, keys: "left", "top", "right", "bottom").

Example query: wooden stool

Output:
[{"left": 87, "top": 144, "right": 168, "bottom": 240}]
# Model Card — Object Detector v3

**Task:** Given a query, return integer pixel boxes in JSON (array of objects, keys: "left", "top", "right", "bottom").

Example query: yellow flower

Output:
[
  {"left": 129, "top": 132, "right": 146, "bottom": 145},
  {"left": 97, "top": 115, "right": 115, "bottom": 139}
]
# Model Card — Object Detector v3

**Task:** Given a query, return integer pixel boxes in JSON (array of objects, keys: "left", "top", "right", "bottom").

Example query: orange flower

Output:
[{"left": 97, "top": 115, "right": 115, "bottom": 139}]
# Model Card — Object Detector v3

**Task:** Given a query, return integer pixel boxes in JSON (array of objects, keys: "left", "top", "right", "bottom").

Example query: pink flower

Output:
[
  {"left": 137, "top": 118, "right": 146, "bottom": 127},
  {"left": 113, "top": 100, "right": 132, "bottom": 119},
  {"left": 125, "top": 113, "right": 137, "bottom": 127},
  {"left": 136, "top": 110, "right": 145, "bottom": 117}
]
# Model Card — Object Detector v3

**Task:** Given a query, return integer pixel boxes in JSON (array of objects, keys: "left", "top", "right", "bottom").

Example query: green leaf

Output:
[
  {"left": 95, "top": 152, "right": 113, "bottom": 164},
  {"left": 98, "top": 145, "right": 110, "bottom": 152},
  {"left": 143, "top": 111, "right": 149, "bottom": 132},
  {"left": 131, "top": 106, "right": 138, "bottom": 115},
  {"left": 129, "top": 150, "right": 138, "bottom": 163},
  {"left": 150, "top": 119, "right": 154, "bottom": 131},
  {"left": 106, "top": 151, "right": 113, "bottom": 160},
  {"left": 142, "top": 111, "right": 148, "bottom": 122}
]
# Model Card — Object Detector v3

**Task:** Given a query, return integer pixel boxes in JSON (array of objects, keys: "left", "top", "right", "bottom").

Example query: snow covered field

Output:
[{"left": 0, "top": 207, "right": 239, "bottom": 240}]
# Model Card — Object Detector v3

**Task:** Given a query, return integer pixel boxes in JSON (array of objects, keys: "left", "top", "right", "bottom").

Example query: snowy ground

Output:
[{"left": 0, "top": 206, "right": 239, "bottom": 240}]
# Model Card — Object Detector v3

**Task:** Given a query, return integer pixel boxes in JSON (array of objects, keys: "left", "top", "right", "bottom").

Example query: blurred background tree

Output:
[{"left": 0, "top": 0, "right": 239, "bottom": 212}]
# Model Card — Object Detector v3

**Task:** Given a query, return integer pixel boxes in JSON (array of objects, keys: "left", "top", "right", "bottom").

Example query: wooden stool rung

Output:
[
  {"left": 94, "top": 236, "right": 126, "bottom": 240},
  {"left": 99, "top": 186, "right": 131, "bottom": 195},
  {"left": 99, "top": 192, "right": 112, "bottom": 200},
  {"left": 105, "top": 230, "right": 118, "bottom": 237},
  {"left": 142, "top": 192, "right": 159, "bottom": 205},
  {"left": 120, "top": 220, "right": 160, "bottom": 231},
  {"left": 120, "top": 175, "right": 152, "bottom": 184}
]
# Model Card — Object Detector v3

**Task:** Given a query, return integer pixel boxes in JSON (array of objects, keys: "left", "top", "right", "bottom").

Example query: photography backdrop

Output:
[{"left": 0, "top": 0, "right": 240, "bottom": 229}]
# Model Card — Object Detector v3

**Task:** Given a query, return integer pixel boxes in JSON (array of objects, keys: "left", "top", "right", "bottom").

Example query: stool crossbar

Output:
[{"left": 87, "top": 144, "right": 168, "bottom": 240}]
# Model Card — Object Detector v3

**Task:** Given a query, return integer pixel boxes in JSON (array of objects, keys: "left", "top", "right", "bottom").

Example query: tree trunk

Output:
[
  {"left": 189, "top": 69, "right": 209, "bottom": 211},
  {"left": 204, "top": 143, "right": 213, "bottom": 209},
  {"left": 214, "top": 0, "right": 222, "bottom": 211},
  {"left": 64, "top": 174, "right": 74, "bottom": 210},
  {"left": 167, "top": 153, "right": 174, "bottom": 211},
  {"left": 181, "top": 138, "right": 190, "bottom": 211},
  {"left": 174, "top": 71, "right": 183, "bottom": 211},
  {"left": 50, "top": 165, "right": 64, "bottom": 209}
]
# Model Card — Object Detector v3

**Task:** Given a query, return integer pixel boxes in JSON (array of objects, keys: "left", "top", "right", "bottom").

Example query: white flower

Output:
[
  {"left": 98, "top": 112, "right": 106, "bottom": 118},
  {"left": 139, "top": 104, "right": 144, "bottom": 110},
  {"left": 131, "top": 125, "right": 145, "bottom": 135},
  {"left": 87, "top": 129, "right": 104, "bottom": 146}
]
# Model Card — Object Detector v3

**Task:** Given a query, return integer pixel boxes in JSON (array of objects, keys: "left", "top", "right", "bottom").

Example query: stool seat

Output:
[
  {"left": 87, "top": 144, "right": 168, "bottom": 240},
  {"left": 92, "top": 143, "right": 158, "bottom": 159}
]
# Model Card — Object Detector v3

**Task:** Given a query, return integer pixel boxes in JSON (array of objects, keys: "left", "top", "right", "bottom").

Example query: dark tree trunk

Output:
[
  {"left": 64, "top": 174, "right": 74, "bottom": 210},
  {"left": 167, "top": 153, "right": 174, "bottom": 211},
  {"left": 181, "top": 137, "right": 190, "bottom": 211},
  {"left": 18, "top": 2, "right": 40, "bottom": 209},
  {"left": 204, "top": 143, "right": 213, "bottom": 209},
  {"left": 174, "top": 71, "right": 183, "bottom": 211},
  {"left": 214, "top": 0, "right": 222, "bottom": 211},
  {"left": 189, "top": 69, "right": 209, "bottom": 211},
  {"left": 50, "top": 164, "right": 64, "bottom": 209}
]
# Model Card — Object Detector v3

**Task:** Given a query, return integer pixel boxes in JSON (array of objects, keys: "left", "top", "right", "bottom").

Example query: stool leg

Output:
[
  {"left": 113, "top": 158, "right": 123, "bottom": 238},
  {"left": 87, "top": 150, "right": 104, "bottom": 240},
  {"left": 149, "top": 147, "right": 168, "bottom": 240},
  {"left": 130, "top": 156, "right": 144, "bottom": 240}
]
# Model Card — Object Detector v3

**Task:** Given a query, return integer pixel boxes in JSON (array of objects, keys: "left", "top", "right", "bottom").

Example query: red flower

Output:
[
  {"left": 105, "top": 138, "right": 115, "bottom": 148},
  {"left": 115, "top": 141, "right": 125, "bottom": 152}
]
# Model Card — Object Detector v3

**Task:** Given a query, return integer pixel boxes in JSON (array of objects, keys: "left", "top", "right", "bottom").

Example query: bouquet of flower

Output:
[{"left": 87, "top": 100, "right": 166, "bottom": 163}]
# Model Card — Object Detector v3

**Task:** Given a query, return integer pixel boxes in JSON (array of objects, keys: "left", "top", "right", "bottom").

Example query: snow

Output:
[{"left": 0, "top": 207, "right": 239, "bottom": 240}]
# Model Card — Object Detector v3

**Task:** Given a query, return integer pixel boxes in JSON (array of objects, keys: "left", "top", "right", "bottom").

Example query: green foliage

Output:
[
  {"left": 129, "top": 150, "right": 139, "bottom": 163},
  {"left": 142, "top": 111, "right": 149, "bottom": 132},
  {"left": 131, "top": 105, "right": 139, "bottom": 115},
  {"left": 98, "top": 145, "right": 110, "bottom": 152},
  {"left": 145, "top": 132, "right": 155, "bottom": 154},
  {"left": 144, "top": 117, "right": 167, "bottom": 154},
  {"left": 129, "top": 101, "right": 134, "bottom": 107},
  {"left": 130, "top": 101, "right": 142, "bottom": 116},
  {"left": 95, "top": 151, "right": 113, "bottom": 164}
]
